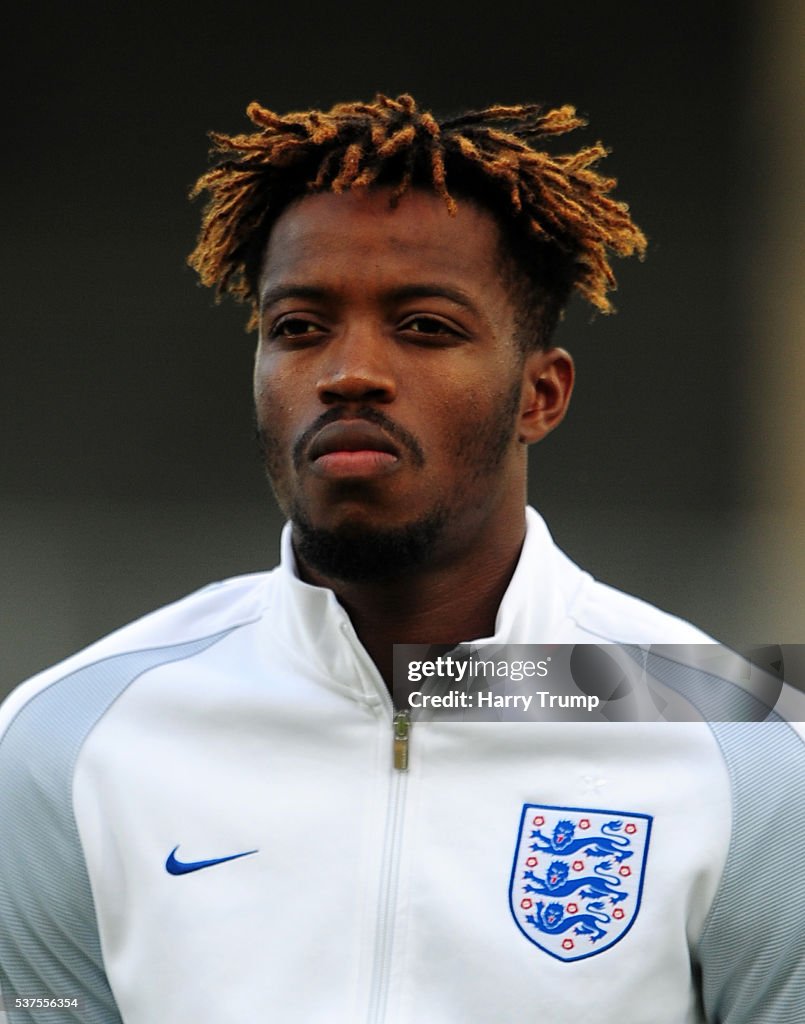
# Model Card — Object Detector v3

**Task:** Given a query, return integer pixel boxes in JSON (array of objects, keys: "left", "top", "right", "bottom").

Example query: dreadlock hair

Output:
[{"left": 188, "top": 93, "right": 647, "bottom": 349}]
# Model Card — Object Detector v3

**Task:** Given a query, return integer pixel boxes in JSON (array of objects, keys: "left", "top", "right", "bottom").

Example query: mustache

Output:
[{"left": 291, "top": 407, "right": 425, "bottom": 471}]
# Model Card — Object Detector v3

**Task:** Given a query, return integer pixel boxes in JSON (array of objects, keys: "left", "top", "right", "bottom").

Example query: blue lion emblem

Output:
[
  {"left": 526, "top": 901, "right": 610, "bottom": 943},
  {"left": 530, "top": 818, "right": 633, "bottom": 861},
  {"left": 523, "top": 859, "right": 629, "bottom": 904},
  {"left": 511, "top": 804, "right": 653, "bottom": 961}
]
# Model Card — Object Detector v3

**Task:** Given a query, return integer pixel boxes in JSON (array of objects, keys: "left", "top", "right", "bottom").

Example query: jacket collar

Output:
[{"left": 271, "top": 506, "right": 581, "bottom": 695}]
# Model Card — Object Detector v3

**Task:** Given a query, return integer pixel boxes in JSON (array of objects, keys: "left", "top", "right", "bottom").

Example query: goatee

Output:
[{"left": 291, "top": 504, "right": 448, "bottom": 583}]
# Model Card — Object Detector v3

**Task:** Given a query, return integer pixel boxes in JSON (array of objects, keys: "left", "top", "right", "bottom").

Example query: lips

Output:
[
  {"left": 308, "top": 420, "right": 401, "bottom": 460},
  {"left": 307, "top": 420, "right": 402, "bottom": 478}
]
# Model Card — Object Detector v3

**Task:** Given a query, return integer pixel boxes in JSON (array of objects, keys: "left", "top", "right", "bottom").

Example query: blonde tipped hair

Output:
[{"left": 189, "top": 93, "right": 646, "bottom": 343}]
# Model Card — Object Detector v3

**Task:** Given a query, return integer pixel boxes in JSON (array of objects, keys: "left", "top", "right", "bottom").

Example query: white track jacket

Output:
[{"left": 1, "top": 507, "right": 803, "bottom": 1023}]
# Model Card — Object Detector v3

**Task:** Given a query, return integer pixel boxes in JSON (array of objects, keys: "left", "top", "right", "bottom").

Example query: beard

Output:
[
  {"left": 255, "top": 374, "right": 523, "bottom": 584},
  {"left": 290, "top": 500, "right": 449, "bottom": 583}
]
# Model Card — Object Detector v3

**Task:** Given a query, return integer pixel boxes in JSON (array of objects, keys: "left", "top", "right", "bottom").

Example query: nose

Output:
[{"left": 316, "top": 326, "right": 397, "bottom": 406}]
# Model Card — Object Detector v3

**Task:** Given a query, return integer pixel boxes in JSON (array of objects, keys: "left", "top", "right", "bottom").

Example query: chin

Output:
[{"left": 291, "top": 504, "right": 448, "bottom": 583}]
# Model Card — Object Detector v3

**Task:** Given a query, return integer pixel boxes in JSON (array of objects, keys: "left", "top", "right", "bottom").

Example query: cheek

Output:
[
  {"left": 253, "top": 346, "right": 279, "bottom": 404},
  {"left": 254, "top": 373, "right": 292, "bottom": 467},
  {"left": 254, "top": 354, "right": 296, "bottom": 428},
  {"left": 443, "top": 378, "right": 522, "bottom": 474},
  {"left": 437, "top": 371, "right": 515, "bottom": 432}
]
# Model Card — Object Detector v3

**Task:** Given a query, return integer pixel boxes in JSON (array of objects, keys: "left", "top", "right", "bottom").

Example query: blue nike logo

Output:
[{"left": 165, "top": 845, "right": 259, "bottom": 876}]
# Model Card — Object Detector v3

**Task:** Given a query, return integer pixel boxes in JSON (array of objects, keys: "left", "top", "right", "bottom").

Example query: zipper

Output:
[
  {"left": 392, "top": 709, "right": 411, "bottom": 771},
  {"left": 367, "top": 763, "right": 407, "bottom": 1023},
  {"left": 335, "top": 615, "right": 412, "bottom": 1022},
  {"left": 366, "top": 706, "right": 412, "bottom": 1022}
]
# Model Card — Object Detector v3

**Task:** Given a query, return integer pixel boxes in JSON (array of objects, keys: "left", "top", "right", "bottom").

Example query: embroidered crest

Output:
[{"left": 509, "top": 802, "right": 652, "bottom": 961}]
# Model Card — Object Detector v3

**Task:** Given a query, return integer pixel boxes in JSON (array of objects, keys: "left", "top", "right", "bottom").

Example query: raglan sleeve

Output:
[
  {"left": 0, "top": 682, "right": 124, "bottom": 1024},
  {"left": 696, "top": 716, "right": 805, "bottom": 1023}
]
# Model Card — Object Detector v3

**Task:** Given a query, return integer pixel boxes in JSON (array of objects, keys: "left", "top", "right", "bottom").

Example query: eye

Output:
[
  {"left": 267, "top": 316, "right": 325, "bottom": 342},
  {"left": 399, "top": 315, "right": 464, "bottom": 342}
]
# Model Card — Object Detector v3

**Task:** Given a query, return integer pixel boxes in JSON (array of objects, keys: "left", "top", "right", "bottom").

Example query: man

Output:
[{"left": 0, "top": 94, "right": 802, "bottom": 1023}]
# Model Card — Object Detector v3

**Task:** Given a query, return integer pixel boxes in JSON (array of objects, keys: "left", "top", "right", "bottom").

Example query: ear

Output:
[{"left": 517, "top": 347, "right": 575, "bottom": 444}]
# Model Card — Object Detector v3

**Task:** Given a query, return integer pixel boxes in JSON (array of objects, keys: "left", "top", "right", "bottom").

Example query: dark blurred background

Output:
[{"left": 2, "top": 0, "right": 803, "bottom": 695}]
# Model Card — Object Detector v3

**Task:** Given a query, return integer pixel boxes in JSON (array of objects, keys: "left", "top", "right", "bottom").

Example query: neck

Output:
[{"left": 295, "top": 507, "right": 527, "bottom": 689}]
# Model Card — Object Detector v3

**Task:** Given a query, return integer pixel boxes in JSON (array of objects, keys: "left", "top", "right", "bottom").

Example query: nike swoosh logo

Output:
[{"left": 165, "top": 845, "right": 259, "bottom": 876}]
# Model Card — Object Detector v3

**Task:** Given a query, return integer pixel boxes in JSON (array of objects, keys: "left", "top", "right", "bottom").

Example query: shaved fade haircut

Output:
[{"left": 188, "top": 93, "right": 647, "bottom": 349}]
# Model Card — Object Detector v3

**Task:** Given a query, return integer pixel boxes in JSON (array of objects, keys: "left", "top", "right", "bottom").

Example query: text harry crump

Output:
[
  {"left": 403, "top": 655, "right": 601, "bottom": 713},
  {"left": 406, "top": 689, "right": 600, "bottom": 712}
]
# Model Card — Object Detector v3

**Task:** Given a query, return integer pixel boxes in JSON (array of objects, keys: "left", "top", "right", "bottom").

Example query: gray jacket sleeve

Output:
[
  {"left": 697, "top": 719, "right": 805, "bottom": 1023},
  {"left": 0, "top": 666, "right": 125, "bottom": 1024},
  {"left": 0, "top": 638, "right": 224, "bottom": 1024}
]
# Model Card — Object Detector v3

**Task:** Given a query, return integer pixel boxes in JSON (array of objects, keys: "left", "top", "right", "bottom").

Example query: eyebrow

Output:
[
  {"left": 386, "top": 283, "right": 479, "bottom": 313},
  {"left": 258, "top": 282, "right": 480, "bottom": 315},
  {"left": 259, "top": 285, "right": 330, "bottom": 313}
]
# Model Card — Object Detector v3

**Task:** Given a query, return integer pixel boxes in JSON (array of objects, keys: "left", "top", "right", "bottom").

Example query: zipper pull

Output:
[{"left": 393, "top": 709, "right": 411, "bottom": 772}]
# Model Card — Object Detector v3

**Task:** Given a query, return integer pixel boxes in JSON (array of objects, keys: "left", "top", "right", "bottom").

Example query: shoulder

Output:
[
  {"left": 568, "top": 573, "right": 714, "bottom": 644},
  {"left": 0, "top": 571, "right": 284, "bottom": 1024},
  {"left": 511, "top": 508, "right": 713, "bottom": 644},
  {"left": 0, "top": 569, "right": 278, "bottom": 737},
  {"left": 523, "top": 509, "right": 713, "bottom": 644}
]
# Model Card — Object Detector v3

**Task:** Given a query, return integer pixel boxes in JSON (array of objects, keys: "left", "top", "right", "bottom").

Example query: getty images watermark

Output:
[{"left": 391, "top": 643, "right": 805, "bottom": 723}]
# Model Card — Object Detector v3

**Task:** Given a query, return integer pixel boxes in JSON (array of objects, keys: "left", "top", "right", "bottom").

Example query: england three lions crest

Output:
[{"left": 508, "top": 803, "right": 652, "bottom": 962}]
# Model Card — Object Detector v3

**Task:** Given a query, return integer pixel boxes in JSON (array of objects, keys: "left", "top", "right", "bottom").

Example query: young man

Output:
[{"left": 0, "top": 95, "right": 802, "bottom": 1023}]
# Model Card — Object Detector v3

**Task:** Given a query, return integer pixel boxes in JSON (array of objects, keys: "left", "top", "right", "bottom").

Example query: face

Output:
[{"left": 254, "top": 187, "right": 571, "bottom": 582}]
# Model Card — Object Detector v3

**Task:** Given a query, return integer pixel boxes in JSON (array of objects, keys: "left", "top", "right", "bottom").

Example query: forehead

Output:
[{"left": 258, "top": 187, "right": 506, "bottom": 299}]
